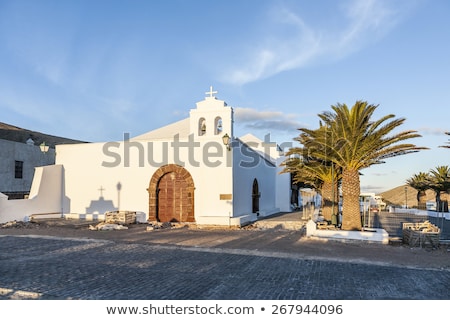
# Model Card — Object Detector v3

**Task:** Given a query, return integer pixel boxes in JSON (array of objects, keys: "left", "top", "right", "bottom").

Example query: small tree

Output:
[
  {"left": 406, "top": 172, "right": 431, "bottom": 210},
  {"left": 282, "top": 153, "right": 340, "bottom": 221},
  {"left": 429, "top": 165, "right": 450, "bottom": 212},
  {"left": 282, "top": 124, "right": 341, "bottom": 222}
]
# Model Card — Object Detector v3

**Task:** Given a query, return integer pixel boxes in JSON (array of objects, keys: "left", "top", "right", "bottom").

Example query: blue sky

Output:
[{"left": 1, "top": 0, "right": 449, "bottom": 193}]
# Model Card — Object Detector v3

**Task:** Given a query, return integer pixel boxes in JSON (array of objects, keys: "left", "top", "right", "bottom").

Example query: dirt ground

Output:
[{"left": 1, "top": 219, "right": 449, "bottom": 270}]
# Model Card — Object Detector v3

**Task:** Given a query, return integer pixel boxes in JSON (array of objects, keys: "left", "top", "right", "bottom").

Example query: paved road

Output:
[{"left": 0, "top": 223, "right": 449, "bottom": 300}]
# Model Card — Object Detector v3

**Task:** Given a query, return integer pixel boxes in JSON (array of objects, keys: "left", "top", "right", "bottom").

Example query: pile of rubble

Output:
[
  {"left": 316, "top": 221, "right": 339, "bottom": 230},
  {"left": 402, "top": 220, "right": 441, "bottom": 247},
  {"left": 105, "top": 211, "right": 136, "bottom": 224},
  {"left": 88, "top": 222, "right": 129, "bottom": 231},
  {"left": 146, "top": 222, "right": 185, "bottom": 231},
  {"left": 88, "top": 211, "right": 139, "bottom": 231},
  {"left": 88, "top": 220, "right": 186, "bottom": 231},
  {"left": 0, "top": 220, "right": 44, "bottom": 229}
]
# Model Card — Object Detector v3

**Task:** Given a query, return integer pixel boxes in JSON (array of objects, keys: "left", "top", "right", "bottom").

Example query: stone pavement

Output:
[{"left": 0, "top": 219, "right": 449, "bottom": 300}]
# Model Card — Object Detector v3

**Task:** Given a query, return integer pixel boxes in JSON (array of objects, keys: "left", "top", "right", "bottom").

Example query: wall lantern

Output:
[
  {"left": 222, "top": 133, "right": 231, "bottom": 151},
  {"left": 40, "top": 142, "right": 49, "bottom": 153}
]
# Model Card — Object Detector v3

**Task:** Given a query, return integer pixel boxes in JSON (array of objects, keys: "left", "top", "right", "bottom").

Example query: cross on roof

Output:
[{"left": 205, "top": 86, "right": 218, "bottom": 98}]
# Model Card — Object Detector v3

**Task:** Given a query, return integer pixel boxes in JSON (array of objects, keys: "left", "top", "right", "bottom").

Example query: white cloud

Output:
[
  {"left": 234, "top": 107, "right": 303, "bottom": 133},
  {"left": 235, "top": 107, "right": 288, "bottom": 121},
  {"left": 223, "top": 0, "right": 412, "bottom": 85},
  {"left": 335, "top": 0, "right": 399, "bottom": 54},
  {"left": 417, "top": 127, "right": 448, "bottom": 136}
]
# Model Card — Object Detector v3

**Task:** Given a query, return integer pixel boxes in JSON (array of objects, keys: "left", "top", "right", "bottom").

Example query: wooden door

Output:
[{"left": 157, "top": 172, "right": 193, "bottom": 222}]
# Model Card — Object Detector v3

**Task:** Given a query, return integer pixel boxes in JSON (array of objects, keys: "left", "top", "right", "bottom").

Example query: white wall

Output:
[
  {"left": 0, "top": 165, "right": 65, "bottom": 223},
  {"left": 56, "top": 135, "right": 235, "bottom": 223},
  {"left": 56, "top": 134, "right": 289, "bottom": 226},
  {"left": 237, "top": 134, "right": 291, "bottom": 213},
  {"left": 276, "top": 157, "right": 292, "bottom": 212},
  {"left": 232, "top": 140, "right": 279, "bottom": 220},
  {"left": 56, "top": 141, "right": 148, "bottom": 215}
]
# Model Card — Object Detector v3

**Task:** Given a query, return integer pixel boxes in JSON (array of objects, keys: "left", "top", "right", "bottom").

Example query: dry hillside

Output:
[
  {"left": 0, "top": 122, "right": 85, "bottom": 147},
  {"left": 378, "top": 185, "right": 436, "bottom": 208}
]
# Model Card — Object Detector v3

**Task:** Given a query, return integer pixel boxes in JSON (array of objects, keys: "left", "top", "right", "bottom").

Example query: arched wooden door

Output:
[{"left": 148, "top": 164, "right": 195, "bottom": 222}]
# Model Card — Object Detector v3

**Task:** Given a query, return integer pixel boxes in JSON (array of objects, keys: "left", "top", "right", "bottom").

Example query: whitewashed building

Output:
[
  {"left": 0, "top": 89, "right": 292, "bottom": 226},
  {"left": 0, "top": 137, "right": 55, "bottom": 199}
]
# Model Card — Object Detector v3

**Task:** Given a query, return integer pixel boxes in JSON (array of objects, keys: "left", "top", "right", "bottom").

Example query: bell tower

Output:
[{"left": 189, "top": 86, "right": 234, "bottom": 143}]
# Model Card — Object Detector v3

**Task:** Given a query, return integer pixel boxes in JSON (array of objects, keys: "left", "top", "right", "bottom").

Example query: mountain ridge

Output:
[{"left": 378, "top": 184, "right": 436, "bottom": 208}]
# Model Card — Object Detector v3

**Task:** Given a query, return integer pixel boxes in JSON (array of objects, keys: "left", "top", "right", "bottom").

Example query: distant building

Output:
[
  {"left": 360, "top": 192, "right": 386, "bottom": 212},
  {"left": 0, "top": 122, "right": 84, "bottom": 199}
]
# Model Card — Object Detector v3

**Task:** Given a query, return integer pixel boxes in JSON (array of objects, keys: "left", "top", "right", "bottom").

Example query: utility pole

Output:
[{"left": 404, "top": 186, "right": 408, "bottom": 209}]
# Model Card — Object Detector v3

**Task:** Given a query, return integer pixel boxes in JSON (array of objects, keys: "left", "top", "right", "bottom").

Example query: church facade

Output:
[{"left": 0, "top": 89, "right": 292, "bottom": 226}]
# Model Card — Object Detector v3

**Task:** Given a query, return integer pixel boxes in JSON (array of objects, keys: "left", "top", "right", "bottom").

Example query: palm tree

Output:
[
  {"left": 299, "top": 101, "right": 427, "bottom": 230},
  {"left": 429, "top": 165, "right": 450, "bottom": 212},
  {"left": 282, "top": 124, "right": 341, "bottom": 222},
  {"left": 282, "top": 153, "right": 320, "bottom": 188},
  {"left": 282, "top": 154, "right": 318, "bottom": 207},
  {"left": 439, "top": 132, "right": 450, "bottom": 149},
  {"left": 282, "top": 153, "right": 340, "bottom": 221},
  {"left": 406, "top": 172, "right": 431, "bottom": 210},
  {"left": 316, "top": 163, "right": 340, "bottom": 222}
]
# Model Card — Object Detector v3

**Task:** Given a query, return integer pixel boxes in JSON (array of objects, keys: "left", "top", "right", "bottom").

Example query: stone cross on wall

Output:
[{"left": 205, "top": 86, "right": 218, "bottom": 98}]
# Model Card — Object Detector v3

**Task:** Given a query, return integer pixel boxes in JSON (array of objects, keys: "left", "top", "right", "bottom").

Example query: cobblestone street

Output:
[{"left": 0, "top": 229, "right": 449, "bottom": 300}]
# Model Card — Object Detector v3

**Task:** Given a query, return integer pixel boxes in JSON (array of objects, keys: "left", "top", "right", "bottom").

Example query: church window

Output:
[
  {"left": 214, "top": 117, "right": 223, "bottom": 135},
  {"left": 199, "top": 118, "right": 206, "bottom": 136},
  {"left": 15, "top": 160, "right": 23, "bottom": 179}
]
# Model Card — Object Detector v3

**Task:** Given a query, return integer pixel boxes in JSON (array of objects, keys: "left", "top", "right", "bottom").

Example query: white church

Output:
[{"left": 0, "top": 88, "right": 293, "bottom": 226}]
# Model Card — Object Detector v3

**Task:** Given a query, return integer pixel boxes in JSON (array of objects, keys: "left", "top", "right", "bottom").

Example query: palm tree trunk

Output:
[
  {"left": 417, "top": 190, "right": 427, "bottom": 210},
  {"left": 435, "top": 190, "right": 443, "bottom": 212},
  {"left": 439, "top": 191, "right": 449, "bottom": 212},
  {"left": 333, "top": 180, "right": 339, "bottom": 216},
  {"left": 341, "top": 168, "right": 362, "bottom": 231},
  {"left": 321, "top": 181, "right": 333, "bottom": 221}
]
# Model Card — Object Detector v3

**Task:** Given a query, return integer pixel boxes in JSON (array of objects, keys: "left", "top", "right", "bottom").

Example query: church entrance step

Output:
[{"left": 254, "top": 220, "right": 306, "bottom": 230}]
